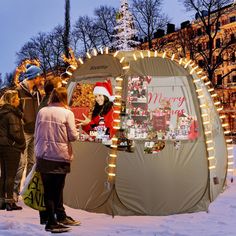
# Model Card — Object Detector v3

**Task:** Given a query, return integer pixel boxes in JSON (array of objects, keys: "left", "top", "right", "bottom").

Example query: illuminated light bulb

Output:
[
  {"left": 198, "top": 95, "right": 204, "bottom": 98},
  {"left": 86, "top": 52, "right": 91, "bottom": 59},
  {"left": 205, "top": 131, "right": 211, "bottom": 135},
  {"left": 201, "top": 76, "right": 207, "bottom": 80},
  {"left": 227, "top": 168, "right": 234, "bottom": 172},
  {"left": 222, "top": 123, "right": 229, "bottom": 127},
  {"left": 140, "top": 52, "right": 144, "bottom": 58},
  {"left": 190, "top": 62, "right": 195, "bottom": 66},
  {"left": 109, "top": 154, "right": 117, "bottom": 157},
  {"left": 114, "top": 119, "right": 121, "bottom": 123},
  {"left": 154, "top": 50, "right": 158, "bottom": 57},
  {"left": 214, "top": 101, "right": 221, "bottom": 105},
  {"left": 115, "top": 86, "right": 122, "bottom": 90},
  {"left": 196, "top": 89, "right": 202, "bottom": 92},
  {"left": 203, "top": 121, "right": 210, "bottom": 125},
  {"left": 111, "top": 144, "right": 118, "bottom": 148},
  {"left": 193, "top": 79, "right": 201, "bottom": 83},
  {"left": 78, "top": 58, "right": 84, "bottom": 64},
  {"left": 100, "top": 48, "right": 104, "bottom": 54},
  {"left": 206, "top": 140, "right": 213, "bottom": 144},
  {"left": 113, "top": 51, "right": 119, "bottom": 57},
  {"left": 120, "top": 57, "right": 125, "bottom": 63},
  {"left": 105, "top": 47, "right": 109, "bottom": 54},
  {"left": 228, "top": 162, "right": 234, "bottom": 165},
  {"left": 69, "top": 65, "right": 77, "bottom": 70},
  {"left": 111, "top": 137, "right": 118, "bottom": 141},
  {"left": 114, "top": 102, "right": 121, "bottom": 106},
  {"left": 113, "top": 126, "right": 120, "bottom": 129},
  {"left": 208, "top": 156, "right": 215, "bottom": 160},
  {"left": 200, "top": 104, "right": 206, "bottom": 108},
  {"left": 201, "top": 114, "right": 208, "bottom": 117},
  {"left": 171, "top": 54, "right": 175, "bottom": 60},
  {"left": 211, "top": 94, "right": 217, "bottom": 97},
  {"left": 93, "top": 48, "right": 97, "bottom": 56},
  {"left": 162, "top": 51, "right": 166, "bottom": 58},
  {"left": 226, "top": 139, "right": 233, "bottom": 143},
  {"left": 208, "top": 88, "right": 214, "bottom": 92},
  {"left": 114, "top": 110, "right": 121, "bottom": 114},
  {"left": 122, "top": 65, "right": 130, "bottom": 70},
  {"left": 197, "top": 70, "right": 203, "bottom": 74},
  {"left": 108, "top": 173, "right": 116, "bottom": 176},
  {"left": 209, "top": 166, "right": 216, "bottom": 169},
  {"left": 228, "top": 147, "right": 233, "bottom": 150},
  {"left": 179, "top": 58, "right": 183, "bottom": 64},
  {"left": 116, "top": 77, "right": 123, "bottom": 82},
  {"left": 217, "top": 107, "right": 223, "bottom": 111},
  {"left": 184, "top": 59, "right": 192, "bottom": 68},
  {"left": 220, "top": 115, "right": 226, "bottom": 119},
  {"left": 65, "top": 71, "right": 72, "bottom": 76},
  {"left": 224, "top": 130, "right": 230, "bottom": 134},
  {"left": 205, "top": 81, "right": 211, "bottom": 85},
  {"left": 148, "top": 50, "right": 151, "bottom": 57},
  {"left": 133, "top": 53, "right": 137, "bottom": 61},
  {"left": 115, "top": 94, "right": 122, "bottom": 98},
  {"left": 190, "top": 66, "right": 198, "bottom": 74},
  {"left": 207, "top": 147, "right": 214, "bottom": 151},
  {"left": 108, "top": 164, "right": 116, "bottom": 168},
  {"left": 228, "top": 155, "right": 234, "bottom": 158}
]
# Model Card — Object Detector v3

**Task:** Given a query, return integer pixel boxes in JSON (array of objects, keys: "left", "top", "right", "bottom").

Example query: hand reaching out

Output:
[{"left": 76, "top": 113, "right": 91, "bottom": 126}]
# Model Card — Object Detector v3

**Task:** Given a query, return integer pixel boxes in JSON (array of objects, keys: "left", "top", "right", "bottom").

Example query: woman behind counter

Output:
[{"left": 0, "top": 90, "right": 26, "bottom": 211}]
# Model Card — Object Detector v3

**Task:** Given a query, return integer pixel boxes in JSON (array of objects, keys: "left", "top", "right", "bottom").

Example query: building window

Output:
[
  {"left": 230, "top": 34, "right": 235, "bottom": 43},
  {"left": 197, "top": 43, "right": 202, "bottom": 52},
  {"left": 232, "top": 76, "right": 236, "bottom": 83},
  {"left": 198, "top": 60, "right": 204, "bottom": 68},
  {"left": 230, "top": 16, "right": 236, "bottom": 23},
  {"left": 197, "top": 28, "right": 202, "bottom": 36},
  {"left": 217, "top": 74, "right": 222, "bottom": 85},
  {"left": 216, "top": 38, "right": 221, "bottom": 48}
]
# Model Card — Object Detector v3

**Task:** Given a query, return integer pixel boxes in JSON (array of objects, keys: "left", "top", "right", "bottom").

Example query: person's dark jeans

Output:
[
  {"left": 0, "top": 147, "right": 21, "bottom": 200},
  {"left": 40, "top": 173, "right": 66, "bottom": 225}
]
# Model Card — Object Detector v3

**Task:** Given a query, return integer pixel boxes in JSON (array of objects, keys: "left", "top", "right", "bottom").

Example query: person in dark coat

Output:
[{"left": 0, "top": 90, "right": 26, "bottom": 211}]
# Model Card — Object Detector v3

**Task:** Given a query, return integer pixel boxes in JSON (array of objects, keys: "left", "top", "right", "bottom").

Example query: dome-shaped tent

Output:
[{"left": 64, "top": 50, "right": 230, "bottom": 216}]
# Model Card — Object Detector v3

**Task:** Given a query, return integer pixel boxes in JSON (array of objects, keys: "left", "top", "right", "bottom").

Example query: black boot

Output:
[{"left": 5, "top": 199, "right": 22, "bottom": 211}]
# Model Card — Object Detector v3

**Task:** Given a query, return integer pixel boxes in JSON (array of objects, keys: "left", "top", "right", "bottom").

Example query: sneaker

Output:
[
  {"left": 45, "top": 223, "right": 71, "bottom": 233},
  {"left": 58, "top": 216, "right": 81, "bottom": 226}
]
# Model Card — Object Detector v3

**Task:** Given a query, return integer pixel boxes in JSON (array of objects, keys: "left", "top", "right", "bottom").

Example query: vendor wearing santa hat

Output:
[{"left": 78, "top": 80, "right": 117, "bottom": 137}]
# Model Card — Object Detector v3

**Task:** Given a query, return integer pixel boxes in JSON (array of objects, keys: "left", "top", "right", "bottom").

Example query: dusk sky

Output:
[{"left": 0, "top": 0, "right": 193, "bottom": 76}]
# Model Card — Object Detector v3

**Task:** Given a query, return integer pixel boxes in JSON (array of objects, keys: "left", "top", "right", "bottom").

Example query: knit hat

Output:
[
  {"left": 24, "top": 64, "right": 43, "bottom": 80},
  {"left": 93, "top": 80, "right": 115, "bottom": 102}
]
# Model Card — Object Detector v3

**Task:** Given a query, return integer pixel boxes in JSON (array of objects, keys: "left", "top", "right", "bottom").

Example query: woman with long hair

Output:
[{"left": 0, "top": 90, "right": 26, "bottom": 211}]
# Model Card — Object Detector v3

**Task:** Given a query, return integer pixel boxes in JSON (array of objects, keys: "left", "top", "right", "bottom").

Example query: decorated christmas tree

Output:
[{"left": 112, "top": 0, "right": 139, "bottom": 50}]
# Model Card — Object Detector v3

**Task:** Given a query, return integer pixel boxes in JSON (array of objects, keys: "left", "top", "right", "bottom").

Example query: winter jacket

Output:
[
  {"left": 0, "top": 104, "right": 26, "bottom": 152},
  {"left": 83, "top": 107, "right": 117, "bottom": 137},
  {"left": 17, "top": 80, "right": 41, "bottom": 133},
  {"left": 34, "top": 103, "right": 79, "bottom": 163}
]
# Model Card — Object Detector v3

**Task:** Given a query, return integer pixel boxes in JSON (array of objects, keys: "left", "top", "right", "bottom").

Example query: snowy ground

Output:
[{"left": 0, "top": 146, "right": 236, "bottom": 236}]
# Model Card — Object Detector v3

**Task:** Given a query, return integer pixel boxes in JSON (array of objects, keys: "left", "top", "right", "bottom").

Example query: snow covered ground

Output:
[{"left": 0, "top": 146, "right": 236, "bottom": 236}]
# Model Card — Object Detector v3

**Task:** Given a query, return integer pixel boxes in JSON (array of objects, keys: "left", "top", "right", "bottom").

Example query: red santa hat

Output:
[{"left": 93, "top": 80, "right": 115, "bottom": 101}]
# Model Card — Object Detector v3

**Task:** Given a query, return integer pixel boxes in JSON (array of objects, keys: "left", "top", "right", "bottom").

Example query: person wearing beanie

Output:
[
  {"left": 13, "top": 64, "right": 44, "bottom": 201},
  {"left": 78, "top": 79, "right": 118, "bottom": 138}
]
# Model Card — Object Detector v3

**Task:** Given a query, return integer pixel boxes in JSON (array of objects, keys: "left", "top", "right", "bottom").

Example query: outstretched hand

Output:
[{"left": 76, "top": 113, "right": 91, "bottom": 126}]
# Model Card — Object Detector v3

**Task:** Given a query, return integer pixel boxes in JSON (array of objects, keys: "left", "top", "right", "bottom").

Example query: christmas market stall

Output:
[{"left": 63, "top": 50, "right": 232, "bottom": 216}]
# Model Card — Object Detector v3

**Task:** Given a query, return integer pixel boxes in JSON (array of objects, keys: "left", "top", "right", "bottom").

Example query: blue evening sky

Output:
[{"left": 0, "top": 0, "right": 193, "bottom": 75}]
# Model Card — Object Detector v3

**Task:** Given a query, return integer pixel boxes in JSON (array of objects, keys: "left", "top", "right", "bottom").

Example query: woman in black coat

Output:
[{"left": 0, "top": 90, "right": 26, "bottom": 211}]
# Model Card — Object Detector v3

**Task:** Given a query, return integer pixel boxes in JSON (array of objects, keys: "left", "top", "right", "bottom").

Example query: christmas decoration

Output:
[{"left": 112, "top": 0, "right": 139, "bottom": 50}]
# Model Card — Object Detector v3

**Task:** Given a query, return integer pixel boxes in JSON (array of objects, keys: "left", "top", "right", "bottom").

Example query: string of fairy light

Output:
[{"left": 62, "top": 47, "right": 234, "bottom": 186}]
